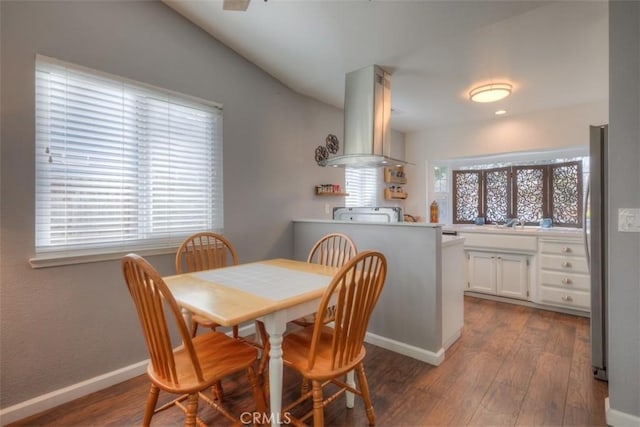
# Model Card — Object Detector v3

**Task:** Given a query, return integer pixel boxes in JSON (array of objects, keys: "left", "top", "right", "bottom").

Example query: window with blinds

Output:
[
  {"left": 35, "top": 55, "right": 223, "bottom": 255},
  {"left": 345, "top": 167, "right": 379, "bottom": 207}
]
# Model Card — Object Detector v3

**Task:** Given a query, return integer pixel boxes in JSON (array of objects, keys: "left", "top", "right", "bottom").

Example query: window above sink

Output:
[{"left": 428, "top": 148, "right": 589, "bottom": 227}]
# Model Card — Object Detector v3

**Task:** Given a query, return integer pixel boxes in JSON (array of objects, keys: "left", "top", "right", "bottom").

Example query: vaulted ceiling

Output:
[{"left": 163, "top": 0, "right": 608, "bottom": 133}]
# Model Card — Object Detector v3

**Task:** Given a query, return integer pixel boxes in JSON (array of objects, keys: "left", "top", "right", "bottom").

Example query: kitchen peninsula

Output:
[{"left": 293, "top": 220, "right": 464, "bottom": 366}]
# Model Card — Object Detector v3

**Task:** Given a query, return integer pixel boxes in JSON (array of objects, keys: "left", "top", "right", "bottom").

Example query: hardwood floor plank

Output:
[
  {"left": 563, "top": 316, "right": 608, "bottom": 426},
  {"left": 516, "top": 352, "right": 572, "bottom": 426},
  {"left": 468, "top": 382, "right": 527, "bottom": 426},
  {"left": 493, "top": 339, "right": 541, "bottom": 392},
  {"left": 544, "top": 316, "right": 577, "bottom": 358},
  {"left": 9, "top": 297, "right": 607, "bottom": 427}
]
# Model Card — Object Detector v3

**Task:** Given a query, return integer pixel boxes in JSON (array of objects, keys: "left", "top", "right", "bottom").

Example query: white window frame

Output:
[{"left": 31, "top": 55, "right": 223, "bottom": 268}]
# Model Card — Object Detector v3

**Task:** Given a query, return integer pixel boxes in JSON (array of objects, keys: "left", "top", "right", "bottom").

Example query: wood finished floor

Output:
[{"left": 9, "top": 296, "right": 608, "bottom": 426}]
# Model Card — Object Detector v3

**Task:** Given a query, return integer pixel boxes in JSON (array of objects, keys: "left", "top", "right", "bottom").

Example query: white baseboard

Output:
[
  {"left": 364, "top": 331, "right": 445, "bottom": 366},
  {"left": 605, "top": 397, "right": 640, "bottom": 427},
  {"left": 0, "top": 360, "right": 148, "bottom": 426},
  {"left": 464, "top": 291, "right": 590, "bottom": 318},
  {"left": 443, "top": 329, "right": 462, "bottom": 351},
  {"left": 0, "top": 324, "right": 257, "bottom": 426}
]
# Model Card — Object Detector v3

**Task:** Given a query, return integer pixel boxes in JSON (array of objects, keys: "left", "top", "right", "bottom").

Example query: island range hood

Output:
[{"left": 320, "top": 65, "right": 409, "bottom": 168}]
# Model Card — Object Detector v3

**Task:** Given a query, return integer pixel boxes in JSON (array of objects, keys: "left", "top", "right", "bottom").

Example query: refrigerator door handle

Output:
[{"left": 583, "top": 178, "right": 591, "bottom": 271}]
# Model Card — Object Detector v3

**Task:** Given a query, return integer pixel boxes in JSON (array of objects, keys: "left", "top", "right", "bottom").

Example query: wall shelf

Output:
[
  {"left": 384, "top": 188, "right": 408, "bottom": 200},
  {"left": 384, "top": 166, "right": 407, "bottom": 200},
  {"left": 315, "top": 191, "right": 349, "bottom": 196},
  {"left": 315, "top": 184, "right": 348, "bottom": 196},
  {"left": 384, "top": 166, "right": 407, "bottom": 184}
]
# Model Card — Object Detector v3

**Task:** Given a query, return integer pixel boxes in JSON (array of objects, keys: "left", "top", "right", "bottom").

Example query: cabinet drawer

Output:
[
  {"left": 539, "top": 270, "right": 590, "bottom": 291},
  {"left": 540, "top": 254, "right": 589, "bottom": 274},
  {"left": 461, "top": 233, "right": 537, "bottom": 252},
  {"left": 539, "top": 240, "right": 585, "bottom": 256},
  {"left": 538, "top": 286, "right": 590, "bottom": 311}
]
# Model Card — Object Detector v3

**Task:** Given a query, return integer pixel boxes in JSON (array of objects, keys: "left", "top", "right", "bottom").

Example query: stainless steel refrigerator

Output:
[{"left": 585, "top": 124, "right": 608, "bottom": 381}]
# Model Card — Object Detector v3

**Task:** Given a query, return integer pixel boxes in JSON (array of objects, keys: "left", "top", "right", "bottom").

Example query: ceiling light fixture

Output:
[
  {"left": 495, "top": 109, "right": 507, "bottom": 115},
  {"left": 469, "top": 83, "right": 512, "bottom": 103}
]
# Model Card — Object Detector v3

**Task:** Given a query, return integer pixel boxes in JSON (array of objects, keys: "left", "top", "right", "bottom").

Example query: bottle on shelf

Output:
[{"left": 430, "top": 200, "right": 439, "bottom": 223}]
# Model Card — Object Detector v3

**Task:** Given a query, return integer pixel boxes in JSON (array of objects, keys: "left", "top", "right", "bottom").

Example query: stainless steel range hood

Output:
[{"left": 320, "top": 65, "right": 409, "bottom": 168}]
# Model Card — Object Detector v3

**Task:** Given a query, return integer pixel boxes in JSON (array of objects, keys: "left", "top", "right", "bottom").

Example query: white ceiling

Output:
[{"left": 163, "top": 0, "right": 608, "bottom": 134}]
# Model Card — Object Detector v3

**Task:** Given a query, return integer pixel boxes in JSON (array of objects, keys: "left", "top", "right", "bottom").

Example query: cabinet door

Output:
[
  {"left": 467, "top": 252, "right": 497, "bottom": 294},
  {"left": 496, "top": 254, "right": 529, "bottom": 300}
]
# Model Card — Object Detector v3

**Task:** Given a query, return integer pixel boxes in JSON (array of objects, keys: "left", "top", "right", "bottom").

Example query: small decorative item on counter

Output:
[
  {"left": 474, "top": 216, "right": 485, "bottom": 225},
  {"left": 430, "top": 200, "right": 439, "bottom": 223},
  {"left": 540, "top": 218, "right": 553, "bottom": 228}
]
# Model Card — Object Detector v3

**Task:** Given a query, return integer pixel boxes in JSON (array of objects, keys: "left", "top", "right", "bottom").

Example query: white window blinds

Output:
[
  {"left": 345, "top": 167, "right": 379, "bottom": 207},
  {"left": 35, "top": 55, "right": 223, "bottom": 255}
]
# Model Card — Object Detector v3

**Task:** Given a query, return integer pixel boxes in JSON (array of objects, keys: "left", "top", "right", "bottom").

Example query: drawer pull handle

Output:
[
  {"left": 562, "top": 277, "right": 573, "bottom": 285},
  {"left": 561, "top": 247, "right": 572, "bottom": 253},
  {"left": 561, "top": 295, "right": 574, "bottom": 302},
  {"left": 562, "top": 261, "right": 572, "bottom": 268}
]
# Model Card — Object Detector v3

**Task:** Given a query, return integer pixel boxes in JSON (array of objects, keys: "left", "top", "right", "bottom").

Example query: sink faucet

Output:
[{"left": 506, "top": 218, "right": 525, "bottom": 228}]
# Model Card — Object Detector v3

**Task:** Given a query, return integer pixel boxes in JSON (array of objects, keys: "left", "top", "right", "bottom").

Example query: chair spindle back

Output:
[
  {"left": 307, "top": 250, "right": 387, "bottom": 371},
  {"left": 307, "top": 232, "right": 357, "bottom": 268},
  {"left": 122, "top": 254, "right": 203, "bottom": 387},
  {"left": 175, "top": 232, "right": 239, "bottom": 274}
]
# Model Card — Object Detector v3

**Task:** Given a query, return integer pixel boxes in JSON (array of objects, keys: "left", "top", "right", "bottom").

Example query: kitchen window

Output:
[
  {"left": 33, "top": 55, "right": 223, "bottom": 264},
  {"left": 345, "top": 167, "right": 379, "bottom": 207},
  {"left": 452, "top": 161, "right": 583, "bottom": 227}
]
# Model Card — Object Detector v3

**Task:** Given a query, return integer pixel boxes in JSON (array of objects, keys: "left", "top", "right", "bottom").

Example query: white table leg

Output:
[
  {"left": 346, "top": 370, "right": 355, "bottom": 408},
  {"left": 263, "top": 312, "right": 287, "bottom": 426}
]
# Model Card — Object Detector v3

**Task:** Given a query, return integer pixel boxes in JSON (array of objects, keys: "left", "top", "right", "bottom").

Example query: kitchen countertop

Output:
[
  {"left": 293, "top": 218, "right": 441, "bottom": 228},
  {"left": 293, "top": 219, "right": 463, "bottom": 248},
  {"left": 443, "top": 224, "right": 584, "bottom": 239}
]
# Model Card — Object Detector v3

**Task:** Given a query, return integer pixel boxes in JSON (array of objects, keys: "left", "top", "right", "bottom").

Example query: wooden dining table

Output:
[{"left": 163, "top": 258, "right": 340, "bottom": 426}]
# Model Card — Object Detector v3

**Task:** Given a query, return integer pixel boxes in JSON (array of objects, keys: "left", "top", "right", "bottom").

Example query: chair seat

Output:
[
  {"left": 147, "top": 331, "right": 258, "bottom": 394},
  {"left": 282, "top": 325, "right": 366, "bottom": 381},
  {"left": 290, "top": 314, "right": 317, "bottom": 327}
]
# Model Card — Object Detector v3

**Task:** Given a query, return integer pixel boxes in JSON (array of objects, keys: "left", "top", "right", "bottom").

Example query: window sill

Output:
[{"left": 29, "top": 246, "right": 179, "bottom": 269}]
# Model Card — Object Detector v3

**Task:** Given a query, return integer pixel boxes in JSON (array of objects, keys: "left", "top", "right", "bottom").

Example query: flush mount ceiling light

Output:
[{"left": 469, "top": 83, "right": 512, "bottom": 103}]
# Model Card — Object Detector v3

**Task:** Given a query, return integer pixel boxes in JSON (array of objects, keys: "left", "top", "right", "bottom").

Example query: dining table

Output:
[{"left": 163, "top": 258, "right": 341, "bottom": 426}]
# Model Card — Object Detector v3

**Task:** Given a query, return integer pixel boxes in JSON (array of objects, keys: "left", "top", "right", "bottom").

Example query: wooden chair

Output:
[
  {"left": 291, "top": 233, "right": 358, "bottom": 327},
  {"left": 176, "top": 232, "right": 270, "bottom": 399},
  {"left": 121, "top": 253, "right": 266, "bottom": 426},
  {"left": 175, "top": 232, "right": 240, "bottom": 338},
  {"left": 281, "top": 250, "right": 387, "bottom": 427}
]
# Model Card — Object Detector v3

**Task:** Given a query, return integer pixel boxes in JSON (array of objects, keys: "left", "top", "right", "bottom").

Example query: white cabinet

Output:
[
  {"left": 467, "top": 251, "right": 529, "bottom": 300},
  {"left": 497, "top": 254, "right": 530, "bottom": 300},
  {"left": 537, "top": 238, "right": 590, "bottom": 312},
  {"left": 453, "top": 229, "right": 590, "bottom": 314},
  {"left": 467, "top": 251, "right": 497, "bottom": 294}
]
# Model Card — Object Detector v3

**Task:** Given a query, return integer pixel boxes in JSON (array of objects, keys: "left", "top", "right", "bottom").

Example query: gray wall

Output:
[
  {"left": 0, "top": 0, "right": 348, "bottom": 407},
  {"left": 608, "top": 1, "right": 640, "bottom": 418},
  {"left": 293, "top": 221, "right": 442, "bottom": 353}
]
